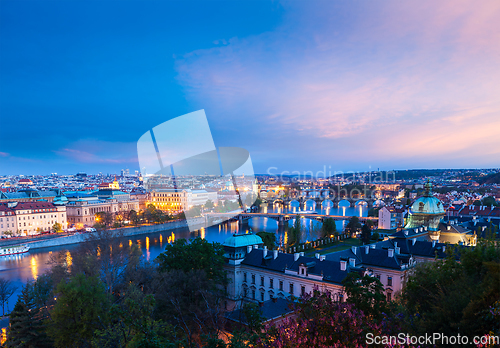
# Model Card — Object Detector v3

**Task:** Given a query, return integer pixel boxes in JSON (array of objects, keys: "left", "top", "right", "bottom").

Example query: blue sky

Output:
[{"left": 1, "top": 0, "right": 499, "bottom": 175}]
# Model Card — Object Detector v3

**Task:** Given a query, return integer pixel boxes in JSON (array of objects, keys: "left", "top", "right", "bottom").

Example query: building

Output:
[
  {"left": 223, "top": 233, "right": 416, "bottom": 310},
  {"left": 0, "top": 204, "right": 17, "bottom": 235},
  {"left": 65, "top": 189, "right": 139, "bottom": 228},
  {"left": 405, "top": 181, "right": 445, "bottom": 240},
  {"left": 149, "top": 188, "right": 217, "bottom": 212},
  {"left": 378, "top": 206, "right": 406, "bottom": 230},
  {"left": 1, "top": 201, "right": 67, "bottom": 236},
  {"left": 0, "top": 189, "right": 61, "bottom": 203}
]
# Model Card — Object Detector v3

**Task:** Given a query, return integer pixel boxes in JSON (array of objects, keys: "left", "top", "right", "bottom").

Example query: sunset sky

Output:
[{"left": 1, "top": 0, "right": 499, "bottom": 175}]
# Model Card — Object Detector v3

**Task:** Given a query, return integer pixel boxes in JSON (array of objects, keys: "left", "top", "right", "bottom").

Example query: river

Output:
[{"left": 0, "top": 203, "right": 367, "bottom": 314}]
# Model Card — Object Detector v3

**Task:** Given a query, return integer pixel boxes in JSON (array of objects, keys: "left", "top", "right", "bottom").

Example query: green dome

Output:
[
  {"left": 410, "top": 196, "right": 445, "bottom": 215},
  {"left": 405, "top": 180, "right": 445, "bottom": 232},
  {"left": 409, "top": 181, "right": 445, "bottom": 215},
  {"left": 223, "top": 233, "right": 263, "bottom": 248}
]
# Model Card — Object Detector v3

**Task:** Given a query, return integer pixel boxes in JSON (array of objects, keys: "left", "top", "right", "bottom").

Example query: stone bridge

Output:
[{"left": 205, "top": 212, "right": 378, "bottom": 226}]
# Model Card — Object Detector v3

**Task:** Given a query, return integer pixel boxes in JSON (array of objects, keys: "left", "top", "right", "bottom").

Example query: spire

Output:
[{"left": 423, "top": 179, "right": 433, "bottom": 197}]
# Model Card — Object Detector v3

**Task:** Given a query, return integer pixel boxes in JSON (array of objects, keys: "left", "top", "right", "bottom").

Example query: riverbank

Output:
[{"left": 0, "top": 218, "right": 205, "bottom": 250}]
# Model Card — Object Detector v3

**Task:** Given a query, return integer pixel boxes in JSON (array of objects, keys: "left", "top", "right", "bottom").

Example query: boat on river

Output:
[{"left": 0, "top": 244, "right": 30, "bottom": 256}]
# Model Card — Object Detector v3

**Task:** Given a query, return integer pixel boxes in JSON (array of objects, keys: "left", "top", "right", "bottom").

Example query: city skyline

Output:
[{"left": 1, "top": 0, "right": 500, "bottom": 175}]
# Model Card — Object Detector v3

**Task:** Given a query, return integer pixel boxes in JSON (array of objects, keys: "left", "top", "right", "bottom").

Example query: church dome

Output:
[
  {"left": 223, "top": 233, "right": 263, "bottom": 248},
  {"left": 409, "top": 181, "right": 445, "bottom": 215},
  {"left": 405, "top": 181, "right": 445, "bottom": 232}
]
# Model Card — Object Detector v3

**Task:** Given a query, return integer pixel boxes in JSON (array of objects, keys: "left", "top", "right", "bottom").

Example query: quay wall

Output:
[{"left": 23, "top": 218, "right": 205, "bottom": 250}]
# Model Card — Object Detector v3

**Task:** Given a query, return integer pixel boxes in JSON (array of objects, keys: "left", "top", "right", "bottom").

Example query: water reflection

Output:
[
  {"left": 30, "top": 256, "right": 38, "bottom": 280},
  {"left": 0, "top": 203, "right": 367, "bottom": 314}
]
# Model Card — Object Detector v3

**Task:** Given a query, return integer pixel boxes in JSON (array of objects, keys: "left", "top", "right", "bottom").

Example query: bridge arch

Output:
[
  {"left": 355, "top": 200, "right": 368, "bottom": 206},
  {"left": 321, "top": 199, "right": 334, "bottom": 209},
  {"left": 304, "top": 199, "right": 316, "bottom": 211},
  {"left": 338, "top": 199, "right": 350, "bottom": 208},
  {"left": 289, "top": 200, "right": 300, "bottom": 212},
  {"left": 320, "top": 189, "right": 331, "bottom": 198}
]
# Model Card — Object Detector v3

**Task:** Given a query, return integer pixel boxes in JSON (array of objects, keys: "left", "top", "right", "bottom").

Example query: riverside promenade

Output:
[{"left": 0, "top": 217, "right": 205, "bottom": 250}]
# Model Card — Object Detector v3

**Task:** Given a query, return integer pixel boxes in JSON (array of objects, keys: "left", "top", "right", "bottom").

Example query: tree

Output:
[
  {"left": 0, "top": 278, "right": 17, "bottom": 316},
  {"left": 345, "top": 216, "right": 361, "bottom": 236},
  {"left": 204, "top": 199, "right": 215, "bottom": 210},
  {"left": 95, "top": 211, "right": 113, "bottom": 229},
  {"left": 261, "top": 290, "right": 401, "bottom": 348},
  {"left": 287, "top": 215, "right": 302, "bottom": 247},
  {"left": 361, "top": 224, "right": 372, "bottom": 245},
  {"left": 47, "top": 274, "right": 110, "bottom": 348},
  {"left": 256, "top": 232, "right": 276, "bottom": 250},
  {"left": 52, "top": 222, "right": 63, "bottom": 233},
  {"left": 371, "top": 231, "right": 380, "bottom": 241},
  {"left": 6, "top": 282, "right": 51, "bottom": 348},
  {"left": 129, "top": 209, "right": 140, "bottom": 225},
  {"left": 156, "top": 237, "right": 226, "bottom": 286},
  {"left": 342, "top": 272, "right": 387, "bottom": 319},
  {"left": 92, "top": 284, "right": 176, "bottom": 348},
  {"left": 321, "top": 217, "right": 336, "bottom": 238},
  {"left": 186, "top": 205, "right": 202, "bottom": 218},
  {"left": 399, "top": 239, "right": 500, "bottom": 338},
  {"left": 244, "top": 194, "right": 257, "bottom": 208},
  {"left": 482, "top": 196, "right": 498, "bottom": 207}
]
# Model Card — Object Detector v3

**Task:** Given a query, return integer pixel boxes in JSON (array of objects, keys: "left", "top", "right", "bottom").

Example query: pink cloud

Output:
[
  {"left": 0, "top": 152, "right": 9, "bottom": 157},
  {"left": 54, "top": 140, "right": 138, "bottom": 164},
  {"left": 175, "top": 0, "right": 500, "bottom": 169}
]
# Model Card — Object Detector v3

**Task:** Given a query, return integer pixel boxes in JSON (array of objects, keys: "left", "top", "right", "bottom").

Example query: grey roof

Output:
[
  {"left": 242, "top": 249, "right": 351, "bottom": 285},
  {"left": 324, "top": 246, "right": 403, "bottom": 270},
  {"left": 225, "top": 298, "right": 294, "bottom": 324}
]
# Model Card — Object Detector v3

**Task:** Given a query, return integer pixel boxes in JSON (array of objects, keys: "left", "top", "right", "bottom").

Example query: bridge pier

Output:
[{"left": 278, "top": 215, "right": 285, "bottom": 227}]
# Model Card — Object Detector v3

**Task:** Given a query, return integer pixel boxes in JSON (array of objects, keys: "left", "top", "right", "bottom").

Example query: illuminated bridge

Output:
[{"left": 205, "top": 212, "right": 378, "bottom": 226}]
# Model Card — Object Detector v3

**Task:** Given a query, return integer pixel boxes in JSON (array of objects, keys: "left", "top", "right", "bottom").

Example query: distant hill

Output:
[{"left": 478, "top": 172, "right": 500, "bottom": 185}]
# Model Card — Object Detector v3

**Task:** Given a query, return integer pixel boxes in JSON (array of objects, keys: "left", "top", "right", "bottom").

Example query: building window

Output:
[
  {"left": 387, "top": 276, "right": 392, "bottom": 286},
  {"left": 252, "top": 290, "right": 256, "bottom": 300},
  {"left": 243, "top": 273, "right": 247, "bottom": 282},
  {"left": 301, "top": 286, "right": 306, "bottom": 297},
  {"left": 289, "top": 283, "right": 294, "bottom": 295},
  {"left": 376, "top": 274, "right": 380, "bottom": 281},
  {"left": 260, "top": 276, "right": 264, "bottom": 286},
  {"left": 279, "top": 280, "right": 283, "bottom": 291},
  {"left": 260, "top": 292, "right": 264, "bottom": 302},
  {"left": 251, "top": 274, "right": 255, "bottom": 284},
  {"left": 243, "top": 288, "right": 248, "bottom": 297},
  {"left": 387, "top": 292, "right": 392, "bottom": 302},
  {"left": 270, "top": 278, "right": 274, "bottom": 289}
]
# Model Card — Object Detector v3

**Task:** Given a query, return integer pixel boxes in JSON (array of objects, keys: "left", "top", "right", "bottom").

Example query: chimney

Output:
[
  {"left": 263, "top": 246, "right": 268, "bottom": 258},
  {"left": 432, "top": 241, "right": 436, "bottom": 247},
  {"left": 370, "top": 244, "right": 376, "bottom": 249},
  {"left": 340, "top": 260, "right": 347, "bottom": 271},
  {"left": 320, "top": 255, "right": 326, "bottom": 261},
  {"left": 254, "top": 244, "right": 259, "bottom": 249},
  {"left": 294, "top": 253, "right": 300, "bottom": 261},
  {"left": 442, "top": 245, "right": 446, "bottom": 253},
  {"left": 404, "top": 230, "right": 408, "bottom": 236},
  {"left": 300, "top": 252, "right": 304, "bottom": 257},
  {"left": 388, "top": 249, "right": 394, "bottom": 257},
  {"left": 315, "top": 253, "right": 320, "bottom": 259},
  {"left": 412, "top": 238, "right": 416, "bottom": 245},
  {"left": 447, "top": 225, "right": 451, "bottom": 231},
  {"left": 247, "top": 245, "right": 253, "bottom": 253},
  {"left": 365, "top": 245, "right": 369, "bottom": 253},
  {"left": 395, "top": 247, "right": 400, "bottom": 254},
  {"left": 349, "top": 258, "right": 356, "bottom": 267},
  {"left": 351, "top": 246, "right": 357, "bottom": 254},
  {"left": 273, "top": 250, "right": 278, "bottom": 259},
  {"left": 394, "top": 242, "right": 398, "bottom": 248}
]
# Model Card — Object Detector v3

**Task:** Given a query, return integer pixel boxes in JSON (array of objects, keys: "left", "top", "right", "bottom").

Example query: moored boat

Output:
[{"left": 0, "top": 244, "right": 30, "bottom": 256}]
